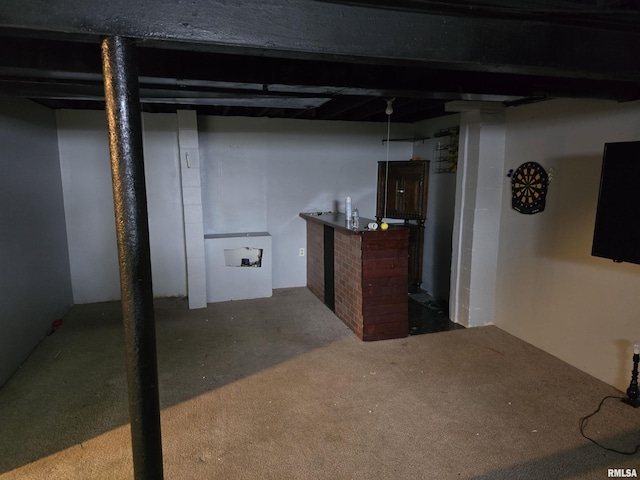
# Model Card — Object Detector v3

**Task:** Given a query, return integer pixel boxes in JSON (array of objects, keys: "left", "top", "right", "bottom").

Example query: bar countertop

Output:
[{"left": 300, "top": 211, "right": 400, "bottom": 234}]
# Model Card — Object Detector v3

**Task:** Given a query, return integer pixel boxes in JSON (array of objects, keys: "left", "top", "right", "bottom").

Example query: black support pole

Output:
[{"left": 101, "top": 36, "right": 164, "bottom": 480}]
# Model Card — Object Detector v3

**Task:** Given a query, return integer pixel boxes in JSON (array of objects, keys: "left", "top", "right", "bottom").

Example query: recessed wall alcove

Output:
[
  {"left": 204, "top": 232, "right": 272, "bottom": 302},
  {"left": 224, "top": 247, "right": 263, "bottom": 267}
]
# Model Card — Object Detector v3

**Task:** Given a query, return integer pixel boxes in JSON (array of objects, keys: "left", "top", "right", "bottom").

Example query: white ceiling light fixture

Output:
[{"left": 385, "top": 97, "right": 395, "bottom": 115}]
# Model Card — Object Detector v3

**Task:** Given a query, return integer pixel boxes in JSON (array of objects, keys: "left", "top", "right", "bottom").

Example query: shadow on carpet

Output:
[{"left": 408, "top": 291, "right": 465, "bottom": 335}]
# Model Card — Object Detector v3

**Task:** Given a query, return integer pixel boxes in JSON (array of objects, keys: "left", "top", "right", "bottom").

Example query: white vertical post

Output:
[
  {"left": 177, "top": 110, "right": 207, "bottom": 309},
  {"left": 447, "top": 101, "right": 506, "bottom": 327}
]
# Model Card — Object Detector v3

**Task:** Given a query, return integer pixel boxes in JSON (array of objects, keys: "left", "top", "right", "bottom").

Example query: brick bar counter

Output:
[{"left": 300, "top": 212, "right": 409, "bottom": 341}]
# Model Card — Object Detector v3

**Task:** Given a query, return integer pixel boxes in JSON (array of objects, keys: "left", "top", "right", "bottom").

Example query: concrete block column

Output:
[
  {"left": 446, "top": 101, "right": 506, "bottom": 327},
  {"left": 177, "top": 110, "right": 207, "bottom": 309}
]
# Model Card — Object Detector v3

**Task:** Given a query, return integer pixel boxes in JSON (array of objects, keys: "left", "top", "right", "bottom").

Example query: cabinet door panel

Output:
[
  {"left": 386, "top": 177, "right": 404, "bottom": 217},
  {"left": 399, "top": 173, "right": 424, "bottom": 219},
  {"left": 377, "top": 161, "right": 429, "bottom": 220},
  {"left": 377, "top": 163, "right": 408, "bottom": 218}
]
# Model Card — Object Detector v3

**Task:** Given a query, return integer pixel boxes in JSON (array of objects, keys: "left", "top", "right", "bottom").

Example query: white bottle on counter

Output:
[{"left": 345, "top": 196, "right": 352, "bottom": 219}]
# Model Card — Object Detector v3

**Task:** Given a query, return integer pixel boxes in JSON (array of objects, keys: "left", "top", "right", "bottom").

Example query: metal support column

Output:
[{"left": 101, "top": 35, "right": 164, "bottom": 480}]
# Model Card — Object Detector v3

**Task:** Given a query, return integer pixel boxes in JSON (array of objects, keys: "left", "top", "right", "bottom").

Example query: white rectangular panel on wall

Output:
[{"left": 204, "top": 232, "right": 272, "bottom": 302}]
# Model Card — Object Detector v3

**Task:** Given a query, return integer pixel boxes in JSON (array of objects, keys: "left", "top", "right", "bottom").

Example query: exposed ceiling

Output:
[{"left": 0, "top": 0, "right": 639, "bottom": 123}]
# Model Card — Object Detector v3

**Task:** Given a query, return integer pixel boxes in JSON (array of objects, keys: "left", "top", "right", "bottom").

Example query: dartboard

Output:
[{"left": 511, "top": 162, "right": 549, "bottom": 214}]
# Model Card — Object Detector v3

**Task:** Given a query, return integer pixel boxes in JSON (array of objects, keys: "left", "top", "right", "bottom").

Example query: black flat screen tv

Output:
[{"left": 592, "top": 141, "right": 640, "bottom": 264}]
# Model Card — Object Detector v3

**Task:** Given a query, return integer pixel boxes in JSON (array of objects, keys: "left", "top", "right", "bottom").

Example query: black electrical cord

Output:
[{"left": 579, "top": 395, "right": 640, "bottom": 456}]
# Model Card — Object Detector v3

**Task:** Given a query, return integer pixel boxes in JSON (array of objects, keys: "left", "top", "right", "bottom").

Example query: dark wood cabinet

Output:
[
  {"left": 376, "top": 160, "right": 429, "bottom": 291},
  {"left": 376, "top": 161, "right": 429, "bottom": 220}
]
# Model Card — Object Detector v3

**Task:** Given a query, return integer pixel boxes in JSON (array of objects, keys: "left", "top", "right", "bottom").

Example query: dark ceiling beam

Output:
[
  {"left": 336, "top": 96, "right": 398, "bottom": 122},
  {"left": 0, "top": 79, "right": 331, "bottom": 109},
  {"left": 315, "top": 0, "right": 640, "bottom": 30},
  {"left": 384, "top": 99, "right": 447, "bottom": 122},
  {"left": 1, "top": 37, "right": 638, "bottom": 105},
  {"left": 0, "top": 1, "right": 639, "bottom": 83},
  {"left": 316, "top": 96, "right": 380, "bottom": 121}
]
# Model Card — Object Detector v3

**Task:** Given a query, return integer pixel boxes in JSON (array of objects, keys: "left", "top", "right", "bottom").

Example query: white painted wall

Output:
[
  {"left": 8, "top": 98, "right": 640, "bottom": 393},
  {"left": 0, "top": 98, "right": 73, "bottom": 387},
  {"left": 198, "top": 116, "right": 414, "bottom": 288},
  {"left": 142, "top": 113, "right": 188, "bottom": 298},
  {"left": 57, "top": 110, "right": 187, "bottom": 303},
  {"left": 495, "top": 98, "right": 640, "bottom": 391},
  {"left": 57, "top": 111, "right": 412, "bottom": 298},
  {"left": 57, "top": 110, "right": 119, "bottom": 303},
  {"left": 413, "top": 114, "right": 460, "bottom": 301}
]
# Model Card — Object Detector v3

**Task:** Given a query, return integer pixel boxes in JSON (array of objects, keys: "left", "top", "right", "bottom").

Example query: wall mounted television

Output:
[{"left": 592, "top": 141, "right": 640, "bottom": 264}]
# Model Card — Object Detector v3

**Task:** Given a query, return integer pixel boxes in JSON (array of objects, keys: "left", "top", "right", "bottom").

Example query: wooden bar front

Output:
[{"left": 301, "top": 212, "right": 408, "bottom": 341}]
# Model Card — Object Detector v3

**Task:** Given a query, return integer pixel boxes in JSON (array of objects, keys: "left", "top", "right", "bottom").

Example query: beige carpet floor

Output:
[{"left": 0, "top": 287, "right": 638, "bottom": 479}]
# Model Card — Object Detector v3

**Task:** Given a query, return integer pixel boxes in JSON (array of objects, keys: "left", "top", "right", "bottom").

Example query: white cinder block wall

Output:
[
  {"left": 412, "top": 114, "right": 460, "bottom": 302},
  {"left": 198, "top": 115, "right": 414, "bottom": 288},
  {"left": 57, "top": 110, "right": 188, "bottom": 303},
  {"left": 0, "top": 98, "right": 73, "bottom": 387},
  {"left": 57, "top": 111, "right": 414, "bottom": 300}
]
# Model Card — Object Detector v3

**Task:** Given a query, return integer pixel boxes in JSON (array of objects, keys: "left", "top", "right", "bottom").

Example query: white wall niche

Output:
[
  {"left": 224, "top": 247, "right": 263, "bottom": 267},
  {"left": 205, "top": 232, "right": 272, "bottom": 302}
]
